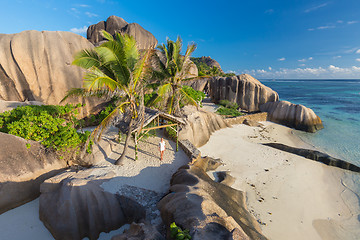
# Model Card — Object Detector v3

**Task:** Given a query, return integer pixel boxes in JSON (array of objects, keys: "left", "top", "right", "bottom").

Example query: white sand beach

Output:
[
  {"left": 1, "top": 119, "right": 359, "bottom": 240},
  {"left": 199, "top": 122, "right": 360, "bottom": 240}
]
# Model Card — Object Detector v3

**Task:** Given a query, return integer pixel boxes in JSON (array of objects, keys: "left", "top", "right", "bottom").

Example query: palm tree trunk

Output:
[{"left": 115, "top": 116, "right": 134, "bottom": 165}]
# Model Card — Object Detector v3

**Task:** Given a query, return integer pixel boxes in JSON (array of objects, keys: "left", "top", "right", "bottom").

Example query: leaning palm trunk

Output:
[{"left": 115, "top": 116, "right": 135, "bottom": 165}]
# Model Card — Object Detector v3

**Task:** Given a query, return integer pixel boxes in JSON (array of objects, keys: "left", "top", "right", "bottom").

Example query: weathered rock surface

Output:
[
  {"left": 179, "top": 105, "right": 229, "bottom": 147},
  {"left": 111, "top": 222, "right": 165, "bottom": 240},
  {"left": 0, "top": 99, "right": 43, "bottom": 113},
  {"left": 209, "top": 74, "right": 279, "bottom": 112},
  {"left": 87, "top": 16, "right": 157, "bottom": 49},
  {"left": 158, "top": 157, "right": 267, "bottom": 240},
  {"left": 39, "top": 167, "right": 162, "bottom": 240},
  {"left": 264, "top": 143, "right": 360, "bottom": 173},
  {"left": 260, "top": 100, "right": 323, "bottom": 132},
  {"left": 182, "top": 77, "right": 210, "bottom": 92},
  {"left": 0, "top": 30, "right": 99, "bottom": 116},
  {"left": 0, "top": 132, "right": 66, "bottom": 214}
]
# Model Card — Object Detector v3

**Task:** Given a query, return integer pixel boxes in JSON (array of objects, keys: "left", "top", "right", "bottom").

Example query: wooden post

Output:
[
  {"left": 134, "top": 132, "right": 138, "bottom": 161},
  {"left": 176, "top": 124, "right": 179, "bottom": 152},
  {"left": 157, "top": 116, "right": 159, "bottom": 127}
]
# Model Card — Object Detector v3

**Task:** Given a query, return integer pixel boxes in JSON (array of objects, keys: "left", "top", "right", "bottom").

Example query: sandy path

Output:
[{"left": 199, "top": 122, "right": 360, "bottom": 240}]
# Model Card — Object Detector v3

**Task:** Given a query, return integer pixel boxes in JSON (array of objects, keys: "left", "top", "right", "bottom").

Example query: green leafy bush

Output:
[
  {"left": 170, "top": 222, "right": 191, "bottom": 240},
  {"left": 190, "top": 57, "right": 236, "bottom": 77},
  {"left": 218, "top": 99, "right": 239, "bottom": 109},
  {"left": 216, "top": 106, "right": 243, "bottom": 117},
  {"left": 0, "top": 104, "right": 91, "bottom": 154}
]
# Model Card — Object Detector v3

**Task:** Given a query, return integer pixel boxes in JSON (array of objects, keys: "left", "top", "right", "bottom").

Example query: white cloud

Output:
[
  {"left": 85, "top": 12, "right": 98, "bottom": 18},
  {"left": 268, "top": 67, "right": 272, "bottom": 71},
  {"left": 337, "top": 20, "right": 344, "bottom": 24},
  {"left": 278, "top": 57, "right": 286, "bottom": 61},
  {"left": 243, "top": 65, "right": 360, "bottom": 79},
  {"left": 298, "top": 57, "right": 313, "bottom": 62},
  {"left": 299, "top": 64, "right": 306, "bottom": 67},
  {"left": 308, "top": 28, "right": 315, "bottom": 31},
  {"left": 348, "top": 21, "right": 358, "bottom": 25},
  {"left": 78, "top": 4, "right": 90, "bottom": 7},
  {"left": 304, "top": 3, "right": 329, "bottom": 13},
  {"left": 356, "top": 59, "right": 360, "bottom": 62},
  {"left": 356, "top": 49, "right": 360, "bottom": 54},
  {"left": 317, "top": 25, "right": 336, "bottom": 30},
  {"left": 70, "top": 26, "right": 88, "bottom": 35},
  {"left": 333, "top": 55, "right": 342, "bottom": 59}
]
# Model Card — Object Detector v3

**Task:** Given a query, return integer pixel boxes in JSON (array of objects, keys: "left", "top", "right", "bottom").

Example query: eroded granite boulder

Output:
[
  {"left": 209, "top": 74, "right": 279, "bottom": 112},
  {"left": 111, "top": 222, "right": 165, "bottom": 240},
  {"left": 260, "top": 100, "right": 323, "bottom": 132},
  {"left": 0, "top": 30, "right": 99, "bottom": 116},
  {"left": 39, "top": 168, "right": 151, "bottom": 240},
  {"left": 87, "top": 16, "right": 157, "bottom": 49},
  {"left": 179, "top": 105, "right": 229, "bottom": 147},
  {"left": 158, "top": 157, "right": 267, "bottom": 240},
  {"left": 0, "top": 132, "right": 66, "bottom": 214}
]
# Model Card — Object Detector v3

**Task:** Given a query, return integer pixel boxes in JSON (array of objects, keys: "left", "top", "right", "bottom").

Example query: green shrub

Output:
[
  {"left": 216, "top": 106, "right": 243, "bottom": 117},
  {"left": 218, "top": 100, "right": 239, "bottom": 109},
  {"left": 170, "top": 222, "right": 191, "bottom": 240},
  {"left": 0, "top": 104, "right": 91, "bottom": 154}
]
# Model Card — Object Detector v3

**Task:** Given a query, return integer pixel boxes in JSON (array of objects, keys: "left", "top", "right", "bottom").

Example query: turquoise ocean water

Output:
[
  {"left": 260, "top": 79, "right": 360, "bottom": 233},
  {"left": 260, "top": 79, "right": 360, "bottom": 165}
]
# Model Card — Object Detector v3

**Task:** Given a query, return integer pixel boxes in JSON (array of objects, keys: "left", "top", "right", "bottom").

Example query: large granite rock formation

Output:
[
  {"left": 179, "top": 105, "right": 229, "bottom": 147},
  {"left": 157, "top": 157, "right": 267, "bottom": 240},
  {"left": 0, "top": 30, "right": 99, "bottom": 115},
  {"left": 87, "top": 16, "right": 158, "bottom": 49},
  {"left": 209, "top": 74, "right": 279, "bottom": 112},
  {"left": 0, "top": 132, "right": 66, "bottom": 214},
  {"left": 111, "top": 222, "right": 165, "bottom": 240},
  {"left": 260, "top": 100, "right": 323, "bottom": 132},
  {"left": 39, "top": 167, "right": 160, "bottom": 240}
]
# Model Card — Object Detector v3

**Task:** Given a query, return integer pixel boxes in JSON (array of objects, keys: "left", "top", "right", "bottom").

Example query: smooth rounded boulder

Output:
[
  {"left": 0, "top": 30, "right": 99, "bottom": 115},
  {"left": 260, "top": 100, "right": 324, "bottom": 132},
  {"left": 0, "top": 132, "right": 66, "bottom": 214},
  {"left": 209, "top": 74, "right": 279, "bottom": 112}
]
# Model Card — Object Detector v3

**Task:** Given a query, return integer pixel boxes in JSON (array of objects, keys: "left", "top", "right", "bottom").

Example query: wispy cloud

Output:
[
  {"left": 299, "top": 64, "right": 306, "bottom": 67},
  {"left": 70, "top": 26, "right": 88, "bottom": 35},
  {"left": 333, "top": 55, "right": 342, "bottom": 59},
  {"left": 356, "top": 59, "right": 360, "bottom": 62},
  {"left": 278, "top": 57, "right": 286, "bottom": 61},
  {"left": 308, "top": 25, "right": 336, "bottom": 31},
  {"left": 298, "top": 57, "right": 313, "bottom": 62},
  {"left": 304, "top": 2, "right": 329, "bottom": 13},
  {"left": 78, "top": 4, "right": 90, "bottom": 8},
  {"left": 347, "top": 21, "right": 358, "bottom": 25},
  {"left": 244, "top": 65, "right": 360, "bottom": 79},
  {"left": 356, "top": 49, "right": 360, "bottom": 54},
  {"left": 85, "top": 12, "right": 98, "bottom": 18},
  {"left": 265, "top": 9, "right": 274, "bottom": 14},
  {"left": 337, "top": 20, "right": 344, "bottom": 24}
]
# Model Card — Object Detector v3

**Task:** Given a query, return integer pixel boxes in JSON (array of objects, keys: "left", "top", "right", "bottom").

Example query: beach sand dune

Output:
[{"left": 199, "top": 122, "right": 360, "bottom": 240}]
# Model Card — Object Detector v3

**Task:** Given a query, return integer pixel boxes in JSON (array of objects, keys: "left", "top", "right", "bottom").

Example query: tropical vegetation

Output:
[
  {"left": 149, "top": 36, "right": 199, "bottom": 115},
  {"left": 0, "top": 104, "right": 92, "bottom": 161},
  {"left": 62, "top": 30, "right": 152, "bottom": 165},
  {"left": 216, "top": 100, "right": 244, "bottom": 117},
  {"left": 191, "top": 57, "right": 235, "bottom": 77}
]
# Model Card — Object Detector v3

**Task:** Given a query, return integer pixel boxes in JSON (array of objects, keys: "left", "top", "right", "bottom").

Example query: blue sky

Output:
[{"left": 1, "top": 0, "right": 360, "bottom": 79}]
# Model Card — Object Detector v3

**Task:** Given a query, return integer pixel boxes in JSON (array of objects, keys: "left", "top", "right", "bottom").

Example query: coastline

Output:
[{"left": 199, "top": 121, "right": 360, "bottom": 240}]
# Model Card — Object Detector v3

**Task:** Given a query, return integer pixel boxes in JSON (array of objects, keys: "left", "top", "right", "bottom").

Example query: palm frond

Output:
[
  {"left": 101, "top": 30, "right": 114, "bottom": 41},
  {"left": 72, "top": 49, "right": 102, "bottom": 69},
  {"left": 180, "top": 87, "right": 198, "bottom": 106},
  {"left": 84, "top": 66, "right": 120, "bottom": 91}
]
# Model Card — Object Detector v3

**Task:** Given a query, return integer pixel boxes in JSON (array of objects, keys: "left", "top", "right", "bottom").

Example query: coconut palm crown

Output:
[
  {"left": 62, "top": 30, "right": 152, "bottom": 165},
  {"left": 150, "top": 36, "right": 198, "bottom": 115}
]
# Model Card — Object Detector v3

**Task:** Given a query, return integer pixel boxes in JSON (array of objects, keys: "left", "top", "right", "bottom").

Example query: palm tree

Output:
[
  {"left": 62, "top": 30, "right": 151, "bottom": 165},
  {"left": 150, "top": 36, "right": 198, "bottom": 115}
]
